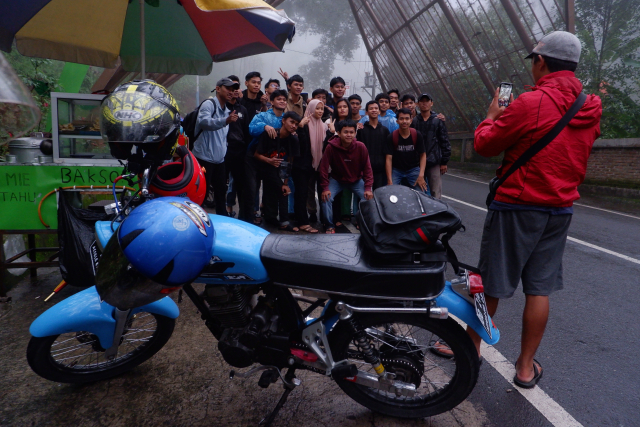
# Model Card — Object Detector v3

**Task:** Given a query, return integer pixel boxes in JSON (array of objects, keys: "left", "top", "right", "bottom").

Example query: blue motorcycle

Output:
[{"left": 27, "top": 168, "right": 499, "bottom": 424}]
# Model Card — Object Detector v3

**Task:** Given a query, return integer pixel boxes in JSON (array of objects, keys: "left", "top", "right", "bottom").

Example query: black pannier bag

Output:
[
  {"left": 58, "top": 190, "right": 111, "bottom": 287},
  {"left": 357, "top": 185, "right": 463, "bottom": 256}
]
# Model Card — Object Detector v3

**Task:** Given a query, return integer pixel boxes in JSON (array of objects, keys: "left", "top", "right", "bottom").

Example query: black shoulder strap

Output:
[
  {"left": 193, "top": 99, "right": 217, "bottom": 142},
  {"left": 494, "top": 92, "right": 587, "bottom": 190}
]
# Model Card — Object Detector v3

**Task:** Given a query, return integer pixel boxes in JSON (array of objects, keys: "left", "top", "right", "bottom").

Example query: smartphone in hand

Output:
[{"left": 498, "top": 82, "right": 513, "bottom": 107}]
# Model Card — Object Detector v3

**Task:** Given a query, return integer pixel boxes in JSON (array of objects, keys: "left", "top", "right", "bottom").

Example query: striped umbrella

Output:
[{"left": 0, "top": 0, "right": 296, "bottom": 76}]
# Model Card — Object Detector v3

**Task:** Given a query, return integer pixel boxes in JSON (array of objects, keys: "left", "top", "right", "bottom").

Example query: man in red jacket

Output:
[
  {"left": 319, "top": 119, "right": 374, "bottom": 233},
  {"left": 470, "top": 31, "right": 602, "bottom": 388}
]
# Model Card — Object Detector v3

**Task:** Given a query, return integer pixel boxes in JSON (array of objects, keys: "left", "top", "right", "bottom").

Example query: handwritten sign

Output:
[{"left": 0, "top": 165, "right": 124, "bottom": 230}]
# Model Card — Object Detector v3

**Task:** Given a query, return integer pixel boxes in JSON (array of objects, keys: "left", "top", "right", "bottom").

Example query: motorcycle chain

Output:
[{"left": 346, "top": 350, "right": 424, "bottom": 379}]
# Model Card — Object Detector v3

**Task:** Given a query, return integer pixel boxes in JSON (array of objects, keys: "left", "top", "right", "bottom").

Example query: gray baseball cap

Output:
[
  {"left": 213, "top": 78, "right": 240, "bottom": 91},
  {"left": 525, "top": 31, "right": 581, "bottom": 63}
]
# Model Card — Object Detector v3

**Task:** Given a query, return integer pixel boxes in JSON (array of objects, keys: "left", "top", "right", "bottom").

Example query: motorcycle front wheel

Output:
[
  {"left": 27, "top": 312, "right": 174, "bottom": 383},
  {"left": 329, "top": 314, "right": 480, "bottom": 419}
]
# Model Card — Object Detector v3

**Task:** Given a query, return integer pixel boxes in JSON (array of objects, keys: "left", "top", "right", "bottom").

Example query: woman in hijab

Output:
[{"left": 294, "top": 98, "right": 326, "bottom": 232}]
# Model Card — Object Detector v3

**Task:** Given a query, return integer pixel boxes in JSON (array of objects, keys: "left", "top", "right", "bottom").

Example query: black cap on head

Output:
[
  {"left": 418, "top": 93, "right": 432, "bottom": 102},
  {"left": 214, "top": 77, "right": 240, "bottom": 91}
]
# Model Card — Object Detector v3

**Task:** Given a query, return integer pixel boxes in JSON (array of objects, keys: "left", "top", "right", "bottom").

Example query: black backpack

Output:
[
  {"left": 182, "top": 99, "right": 213, "bottom": 150},
  {"left": 358, "top": 185, "right": 463, "bottom": 256}
]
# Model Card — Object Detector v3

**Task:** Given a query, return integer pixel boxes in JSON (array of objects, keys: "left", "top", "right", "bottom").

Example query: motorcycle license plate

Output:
[{"left": 474, "top": 293, "right": 492, "bottom": 339}]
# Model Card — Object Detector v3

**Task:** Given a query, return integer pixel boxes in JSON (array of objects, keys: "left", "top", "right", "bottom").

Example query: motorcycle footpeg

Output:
[
  {"left": 258, "top": 369, "right": 279, "bottom": 389},
  {"left": 331, "top": 363, "right": 358, "bottom": 379}
]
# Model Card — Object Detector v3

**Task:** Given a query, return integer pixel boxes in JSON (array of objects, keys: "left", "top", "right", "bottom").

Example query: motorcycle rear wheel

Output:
[
  {"left": 329, "top": 314, "right": 479, "bottom": 419},
  {"left": 27, "top": 312, "right": 174, "bottom": 384}
]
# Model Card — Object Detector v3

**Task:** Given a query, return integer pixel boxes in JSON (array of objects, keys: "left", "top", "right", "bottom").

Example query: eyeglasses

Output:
[{"left": 269, "top": 84, "right": 279, "bottom": 89}]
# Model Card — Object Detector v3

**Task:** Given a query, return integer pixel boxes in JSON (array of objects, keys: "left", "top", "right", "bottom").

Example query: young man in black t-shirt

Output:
[
  {"left": 384, "top": 108, "right": 429, "bottom": 193},
  {"left": 254, "top": 112, "right": 301, "bottom": 230}
]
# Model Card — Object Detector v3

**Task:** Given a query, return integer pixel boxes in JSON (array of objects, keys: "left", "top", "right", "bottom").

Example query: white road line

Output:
[
  {"left": 447, "top": 173, "right": 488, "bottom": 185},
  {"left": 447, "top": 173, "right": 640, "bottom": 220},
  {"left": 566, "top": 236, "right": 640, "bottom": 265},
  {"left": 451, "top": 315, "right": 584, "bottom": 427},
  {"left": 480, "top": 343, "right": 584, "bottom": 427},
  {"left": 573, "top": 202, "right": 640, "bottom": 220},
  {"left": 442, "top": 195, "right": 488, "bottom": 212},
  {"left": 442, "top": 195, "right": 640, "bottom": 265}
]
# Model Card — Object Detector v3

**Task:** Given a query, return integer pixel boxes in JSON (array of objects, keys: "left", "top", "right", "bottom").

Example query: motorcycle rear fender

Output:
[
  {"left": 29, "top": 286, "right": 179, "bottom": 349},
  {"left": 435, "top": 282, "right": 500, "bottom": 345}
]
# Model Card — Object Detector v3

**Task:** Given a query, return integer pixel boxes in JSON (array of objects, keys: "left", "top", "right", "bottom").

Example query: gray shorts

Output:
[{"left": 478, "top": 209, "right": 572, "bottom": 298}]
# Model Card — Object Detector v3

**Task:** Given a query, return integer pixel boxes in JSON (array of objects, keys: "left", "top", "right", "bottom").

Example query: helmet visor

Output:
[
  {"left": 100, "top": 89, "right": 179, "bottom": 144},
  {"left": 96, "top": 231, "right": 171, "bottom": 310}
]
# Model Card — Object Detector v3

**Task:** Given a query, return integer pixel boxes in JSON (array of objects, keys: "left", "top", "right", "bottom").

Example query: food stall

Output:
[{"left": 1, "top": 92, "right": 129, "bottom": 294}]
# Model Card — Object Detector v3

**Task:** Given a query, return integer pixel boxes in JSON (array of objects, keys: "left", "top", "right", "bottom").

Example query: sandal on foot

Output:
[
  {"left": 514, "top": 359, "right": 543, "bottom": 389},
  {"left": 325, "top": 227, "right": 335, "bottom": 234},
  {"left": 299, "top": 225, "right": 319, "bottom": 234},
  {"left": 279, "top": 224, "right": 299, "bottom": 232},
  {"left": 429, "top": 340, "right": 454, "bottom": 359}
]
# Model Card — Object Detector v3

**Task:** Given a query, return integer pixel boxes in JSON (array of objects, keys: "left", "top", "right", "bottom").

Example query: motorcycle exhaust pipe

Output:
[
  {"left": 335, "top": 302, "right": 448, "bottom": 320},
  {"left": 344, "top": 369, "right": 417, "bottom": 397}
]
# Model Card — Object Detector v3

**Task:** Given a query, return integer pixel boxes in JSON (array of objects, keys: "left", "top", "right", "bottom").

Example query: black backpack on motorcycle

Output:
[{"left": 357, "top": 185, "right": 463, "bottom": 256}]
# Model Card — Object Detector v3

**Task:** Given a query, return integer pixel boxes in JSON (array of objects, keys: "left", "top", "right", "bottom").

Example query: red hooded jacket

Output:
[
  {"left": 474, "top": 71, "right": 602, "bottom": 207},
  {"left": 319, "top": 136, "right": 374, "bottom": 192}
]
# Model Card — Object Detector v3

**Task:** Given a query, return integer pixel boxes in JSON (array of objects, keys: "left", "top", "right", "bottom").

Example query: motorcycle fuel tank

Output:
[
  {"left": 197, "top": 215, "right": 269, "bottom": 285},
  {"left": 94, "top": 214, "right": 269, "bottom": 289}
]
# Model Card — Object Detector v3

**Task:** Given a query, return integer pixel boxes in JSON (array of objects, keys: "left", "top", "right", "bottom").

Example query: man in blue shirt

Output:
[
  {"left": 359, "top": 93, "right": 399, "bottom": 132},
  {"left": 193, "top": 77, "right": 239, "bottom": 214},
  {"left": 241, "top": 89, "right": 289, "bottom": 224}
]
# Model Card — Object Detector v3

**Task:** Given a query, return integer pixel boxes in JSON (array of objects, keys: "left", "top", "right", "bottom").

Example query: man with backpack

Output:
[
  {"left": 384, "top": 108, "right": 428, "bottom": 193},
  {"left": 411, "top": 93, "right": 450, "bottom": 199},
  {"left": 191, "top": 77, "right": 239, "bottom": 214}
]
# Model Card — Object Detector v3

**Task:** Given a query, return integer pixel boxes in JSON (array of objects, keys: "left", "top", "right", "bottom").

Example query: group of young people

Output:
[{"left": 191, "top": 71, "right": 451, "bottom": 233}]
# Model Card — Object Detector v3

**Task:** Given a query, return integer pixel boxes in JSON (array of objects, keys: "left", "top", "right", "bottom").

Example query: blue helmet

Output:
[{"left": 96, "top": 197, "right": 214, "bottom": 309}]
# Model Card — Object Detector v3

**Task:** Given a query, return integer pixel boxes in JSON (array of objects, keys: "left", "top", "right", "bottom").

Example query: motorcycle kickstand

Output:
[{"left": 259, "top": 368, "right": 300, "bottom": 427}]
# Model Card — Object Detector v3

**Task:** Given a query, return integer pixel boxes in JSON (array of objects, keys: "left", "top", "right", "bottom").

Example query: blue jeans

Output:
[
  {"left": 392, "top": 167, "right": 430, "bottom": 194},
  {"left": 321, "top": 178, "right": 366, "bottom": 228}
]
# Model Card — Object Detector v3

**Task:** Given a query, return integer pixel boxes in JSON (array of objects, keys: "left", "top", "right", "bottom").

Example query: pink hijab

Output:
[{"left": 305, "top": 99, "right": 327, "bottom": 170}]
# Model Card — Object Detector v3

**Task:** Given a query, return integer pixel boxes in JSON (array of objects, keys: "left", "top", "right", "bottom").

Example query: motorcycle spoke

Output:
[
  {"left": 47, "top": 315, "right": 159, "bottom": 370},
  {"left": 346, "top": 321, "right": 459, "bottom": 401}
]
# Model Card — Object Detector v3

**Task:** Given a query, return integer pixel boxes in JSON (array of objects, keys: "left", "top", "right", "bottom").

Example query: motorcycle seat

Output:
[{"left": 260, "top": 234, "right": 446, "bottom": 300}]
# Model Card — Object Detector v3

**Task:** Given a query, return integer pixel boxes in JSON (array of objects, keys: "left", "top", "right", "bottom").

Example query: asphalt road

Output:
[
  {"left": 1, "top": 169, "right": 639, "bottom": 426},
  {"left": 441, "top": 172, "right": 640, "bottom": 427}
]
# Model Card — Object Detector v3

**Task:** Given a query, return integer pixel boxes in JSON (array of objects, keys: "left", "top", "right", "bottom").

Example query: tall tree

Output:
[
  {"left": 576, "top": 0, "right": 640, "bottom": 137},
  {"left": 282, "top": 0, "right": 361, "bottom": 89}
]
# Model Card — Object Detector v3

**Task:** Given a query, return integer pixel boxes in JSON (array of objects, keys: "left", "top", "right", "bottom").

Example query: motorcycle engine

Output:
[{"left": 203, "top": 286, "right": 285, "bottom": 368}]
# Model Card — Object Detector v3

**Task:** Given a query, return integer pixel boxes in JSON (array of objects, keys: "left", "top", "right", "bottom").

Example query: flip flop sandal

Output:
[
  {"left": 513, "top": 359, "right": 543, "bottom": 389},
  {"left": 279, "top": 224, "right": 299, "bottom": 232},
  {"left": 300, "top": 226, "right": 319, "bottom": 233},
  {"left": 325, "top": 227, "right": 335, "bottom": 234},
  {"left": 429, "top": 340, "right": 454, "bottom": 359}
]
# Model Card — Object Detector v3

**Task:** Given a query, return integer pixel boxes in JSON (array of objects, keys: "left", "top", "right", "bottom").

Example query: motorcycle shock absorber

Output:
[
  {"left": 348, "top": 317, "right": 386, "bottom": 376},
  {"left": 335, "top": 302, "right": 385, "bottom": 377}
]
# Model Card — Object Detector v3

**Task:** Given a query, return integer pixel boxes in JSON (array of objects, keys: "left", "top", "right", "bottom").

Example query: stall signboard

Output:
[{"left": 0, "top": 164, "right": 124, "bottom": 230}]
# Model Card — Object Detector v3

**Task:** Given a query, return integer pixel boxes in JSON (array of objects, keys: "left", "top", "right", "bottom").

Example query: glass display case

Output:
[{"left": 51, "top": 92, "right": 119, "bottom": 165}]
